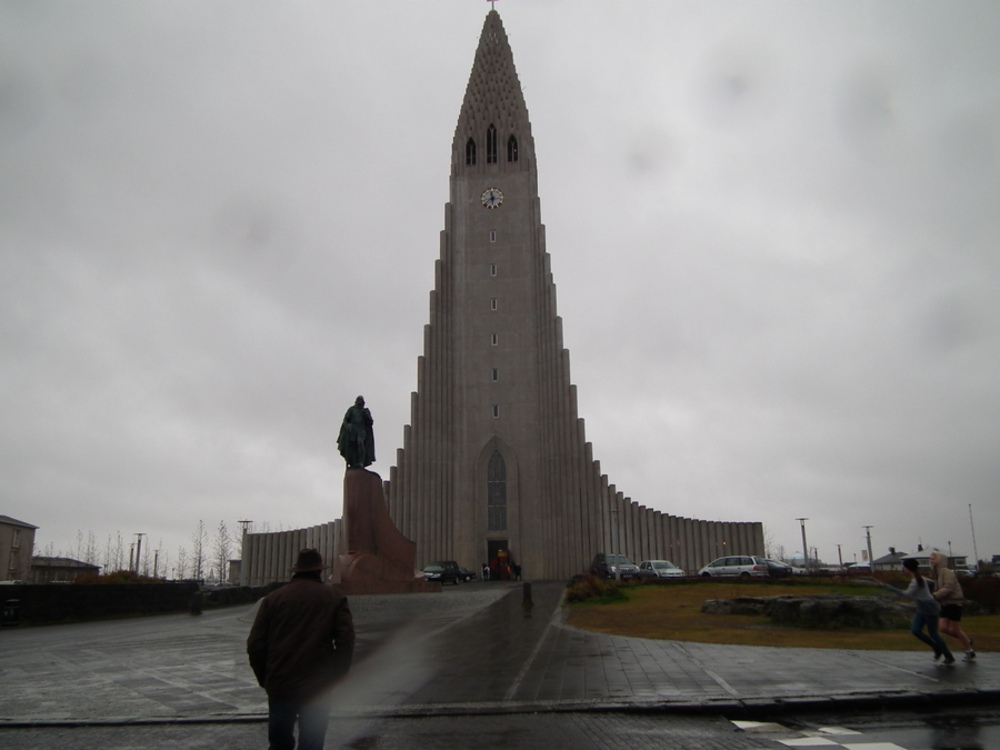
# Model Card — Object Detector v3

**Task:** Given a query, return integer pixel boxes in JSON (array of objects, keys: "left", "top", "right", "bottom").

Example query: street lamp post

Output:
[
  {"left": 795, "top": 518, "right": 809, "bottom": 570},
  {"left": 969, "top": 504, "right": 980, "bottom": 572},
  {"left": 863, "top": 526, "right": 874, "bottom": 572},
  {"left": 134, "top": 533, "right": 145, "bottom": 575}
]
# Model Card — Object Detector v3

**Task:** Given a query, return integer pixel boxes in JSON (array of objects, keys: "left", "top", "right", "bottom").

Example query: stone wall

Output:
[{"left": 701, "top": 594, "right": 913, "bottom": 629}]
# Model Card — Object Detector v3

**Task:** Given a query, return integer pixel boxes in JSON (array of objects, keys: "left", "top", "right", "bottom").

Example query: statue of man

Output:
[{"left": 337, "top": 396, "right": 375, "bottom": 469}]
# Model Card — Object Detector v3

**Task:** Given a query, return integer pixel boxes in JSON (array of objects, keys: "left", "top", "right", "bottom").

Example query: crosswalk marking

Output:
[{"left": 731, "top": 719, "right": 907, "bottom": 750}]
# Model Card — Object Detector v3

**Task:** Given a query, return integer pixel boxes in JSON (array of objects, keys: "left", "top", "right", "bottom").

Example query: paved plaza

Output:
[{"left": 1, "top": 581, "right": 997, "bottom": 744}]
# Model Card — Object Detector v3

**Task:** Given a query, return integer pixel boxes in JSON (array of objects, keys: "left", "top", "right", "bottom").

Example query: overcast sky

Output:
[{"left": 3, "top": 1, "right": 998, "bottom": 575}]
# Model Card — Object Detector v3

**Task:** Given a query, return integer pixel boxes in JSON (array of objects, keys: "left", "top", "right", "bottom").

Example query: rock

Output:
[{"left": 701, "top": 594, "right": 912, "bottom": 629}]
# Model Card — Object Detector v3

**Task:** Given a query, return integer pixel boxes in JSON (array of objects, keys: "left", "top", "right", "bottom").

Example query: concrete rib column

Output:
[
  {"left": 242, "top": 535, "right": 255, "bottom": 586},
  {"left": 621, "top": 493, "right": 632, "bottom": 560},
  {"left": 583, "top": 441, "right": 598, "bottom": 569},
  {"left": 413, "top": 356, "right": 427, "bottom": 562},
  {"left": 652, "top": 510, "right": 663, "bottom": 560},
  {"left": 645, "top": 511, "right": 655, "bottom": 561},
  {"left": 265, "top": 532, "right": 275, "bottom": 584},
  {"left": 687, "top": 519, "right": 700, "bottom": 572},
  {"left": 272, "top": 533, "right": 283, "bottom": 583}
]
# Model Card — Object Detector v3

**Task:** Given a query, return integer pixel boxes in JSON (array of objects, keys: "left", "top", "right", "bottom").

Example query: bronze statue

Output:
[{"left": 338, "top": 396, "right": 375, "bottom": 468}]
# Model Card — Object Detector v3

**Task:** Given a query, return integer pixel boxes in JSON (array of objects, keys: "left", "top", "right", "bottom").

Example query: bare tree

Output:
[
  {"left": 215, "top": 520, "right": 233, "bottom": 585},
  {"left": 140, "top": 542, "right": 152, "bottom": 577},
  {"left": 103, "top": 532, "right": 126, "bottom": 572},
  {"left": 762, "top": 526, "right": 776, "bottom": 560},
  {"left": 83, "top": 531, "right": 99, "bottom": 567},
  {"left": 153, "top": 543, "right": 168, "bottom": 580},
  {"left": 191, "top": 520, "right": 208, "bottom": 581},
  {"left": 176, "top": 545, "right": 189, "bottom": 580}
]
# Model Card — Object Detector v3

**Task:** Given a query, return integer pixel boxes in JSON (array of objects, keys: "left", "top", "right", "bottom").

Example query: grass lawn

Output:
[{"left": 564, "top": 580, "right": 1000, "bottom": 652}]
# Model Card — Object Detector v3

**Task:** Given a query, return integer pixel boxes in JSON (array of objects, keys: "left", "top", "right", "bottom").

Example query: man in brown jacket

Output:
[{"left": 248, "top": 549, "right": 355, "bottom": 750}]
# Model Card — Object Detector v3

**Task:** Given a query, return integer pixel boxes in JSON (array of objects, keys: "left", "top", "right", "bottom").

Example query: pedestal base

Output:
[{"left": 333, "top": 468, "right": 430, "bottom": 594}]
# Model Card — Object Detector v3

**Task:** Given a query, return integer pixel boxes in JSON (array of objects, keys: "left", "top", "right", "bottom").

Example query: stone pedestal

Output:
[{"left": 332, "top": 468, "right": 438, "bottom": 594}]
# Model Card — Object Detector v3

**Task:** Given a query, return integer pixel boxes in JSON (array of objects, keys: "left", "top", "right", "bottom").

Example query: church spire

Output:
[{"left": 453, "top": 10, "right": 534, "bottom": 176}]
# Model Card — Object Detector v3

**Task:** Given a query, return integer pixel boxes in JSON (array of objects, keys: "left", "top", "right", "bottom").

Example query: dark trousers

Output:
[
  {"left": 911, "top": 612, "right": 951, "bottom": 657},
  {"left": 267, "top": 692, "right": 333, "bottom": 750}
]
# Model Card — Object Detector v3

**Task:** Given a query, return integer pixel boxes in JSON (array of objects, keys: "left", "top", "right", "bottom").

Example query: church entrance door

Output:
[{"left": 487, "top": 539, "right": 513, "bottom": 580}]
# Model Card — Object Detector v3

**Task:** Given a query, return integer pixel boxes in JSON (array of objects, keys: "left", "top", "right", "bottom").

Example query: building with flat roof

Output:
[{"left": 1, "top": 515, "right": 37, "bottom": 582}]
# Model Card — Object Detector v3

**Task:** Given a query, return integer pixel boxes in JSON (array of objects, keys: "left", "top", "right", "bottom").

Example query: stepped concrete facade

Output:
[{"left": 241, "top": 11, "right": 763, "bottom": 586}]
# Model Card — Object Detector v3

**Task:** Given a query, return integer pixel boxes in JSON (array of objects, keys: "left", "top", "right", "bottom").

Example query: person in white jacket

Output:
[{"left": 930, "top": 549, "right": 975, "bottom": 661}]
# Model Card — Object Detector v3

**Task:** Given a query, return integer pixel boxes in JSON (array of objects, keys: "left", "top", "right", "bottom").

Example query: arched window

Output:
[
  {"left": 465, "top": 138, "right": 477, "bottom": 166},
  {"left": 507, "top": 135, "right": 518, "bottom": 162},
  {"left": 486, "top": 124, "right": 498, "bottom": 164},
  {"left": 487, "top": 451, "right": 507, "bottom": 530}
]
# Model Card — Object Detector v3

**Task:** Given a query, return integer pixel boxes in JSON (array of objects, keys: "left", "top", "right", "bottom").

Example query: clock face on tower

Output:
[{"left": 481, "top": 187, "right": 503, "bottom": 209}]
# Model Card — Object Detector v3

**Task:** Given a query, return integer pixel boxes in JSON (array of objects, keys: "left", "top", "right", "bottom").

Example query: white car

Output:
[
  {"left": 637, "top": 560, "right": 686, "bottom": 579},
  {"left": 697, "top": 555, "right": 769, "bottom": 578}
]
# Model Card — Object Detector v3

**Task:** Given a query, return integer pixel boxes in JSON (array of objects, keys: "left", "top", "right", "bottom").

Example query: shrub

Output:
[
  {"left": 960, "top": 576, "right": 1000, "bottom": 614},
  {"left": 566, "top": 574, "right": 627, "bottom": 604},
  {"left": 73, "top": 570, "right": 162, "bottom": 585}
]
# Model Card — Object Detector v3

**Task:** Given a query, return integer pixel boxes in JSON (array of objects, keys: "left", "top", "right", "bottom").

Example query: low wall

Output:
[{"left": 0, "top": 583, "right": 277, "bottom": 626}]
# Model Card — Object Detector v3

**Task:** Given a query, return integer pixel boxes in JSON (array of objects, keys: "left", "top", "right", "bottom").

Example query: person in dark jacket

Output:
[{"left": 247, "top": 549, "right": 355, "bottom": 750}]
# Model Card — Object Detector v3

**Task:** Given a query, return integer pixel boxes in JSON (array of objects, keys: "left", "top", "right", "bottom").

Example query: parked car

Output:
[
  {"left": 590, "top": 553, "right": 640, "bottom": 580},
  {"left": 458, "top": 567, "right": 478, "bottom": 582},
  {"left": 422, "top": 562, "right": 459, "bottom": 585},
  {"left": 764, "top": 559, "right": 793, "bottom": 578},
  {"left": 636, "top": 560, "right": 686, "bottom": 579},
  {"left": 697, "top": 555, "right": 769, "bottom": 578}
]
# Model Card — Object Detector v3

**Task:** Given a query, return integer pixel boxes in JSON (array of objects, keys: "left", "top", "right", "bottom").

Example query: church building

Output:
[{"left": 241, "top": 10, "right": 764, "bottom": 585}]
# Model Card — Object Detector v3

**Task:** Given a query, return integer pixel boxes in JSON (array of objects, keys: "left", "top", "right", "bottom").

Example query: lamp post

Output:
[
  {"left": 863, "top": 526, "right": 874, "bottom": 572},
  {"left": 134, "top": 533, "right": 145, "bottom": 575},
  {"left": 795, "top": 518, "right": 809, "bottom": 570},
  {"left": 969, "top": 504, "right": 980, "bottom": 572},
  {"left": 237, "top": 520, "right": 254, "bottom": 587}
]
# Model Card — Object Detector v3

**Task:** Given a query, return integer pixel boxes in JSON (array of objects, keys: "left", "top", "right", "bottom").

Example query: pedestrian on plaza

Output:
[
  {"left": 878, "top": 557, "right": 954, "bottom": 664},
  {"left": 929, "top": 548, "right": 976, "bottom": 661},
  {"left": 247, "top": 549, "right": 355, "bottom": 750},
  {"left": 482, "top": 562, "right": 490, "bottom": 581}
]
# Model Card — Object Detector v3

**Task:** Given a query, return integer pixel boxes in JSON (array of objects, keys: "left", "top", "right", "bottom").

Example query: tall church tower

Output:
[
  {"left": 385, "top": 10, "right": 594, "bottom": 579},
  {"left": 384, "top": 11, "right": 763, "bottom": 580}
]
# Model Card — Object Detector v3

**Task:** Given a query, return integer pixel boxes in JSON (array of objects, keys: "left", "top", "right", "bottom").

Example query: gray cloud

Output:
[{"left": 2, "top": 1, "right": 998, "bottom": 573}]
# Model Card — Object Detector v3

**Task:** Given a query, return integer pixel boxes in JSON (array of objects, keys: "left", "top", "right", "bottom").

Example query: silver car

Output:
[
  {"left": 697, "top": 555, "right": 769, "bottom": 578},
  {"left": 637, "top": 560, "right": 686, "bottom": 579}
]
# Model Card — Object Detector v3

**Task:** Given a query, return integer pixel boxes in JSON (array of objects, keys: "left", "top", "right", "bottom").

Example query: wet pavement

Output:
[{"left": 1, "top": 581, "right": 997, "bottom": 734}]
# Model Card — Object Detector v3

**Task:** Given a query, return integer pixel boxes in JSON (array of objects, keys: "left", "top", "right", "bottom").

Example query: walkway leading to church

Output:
[{"left": 1, "top": 581, "right": 996, "bottom": 728}]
